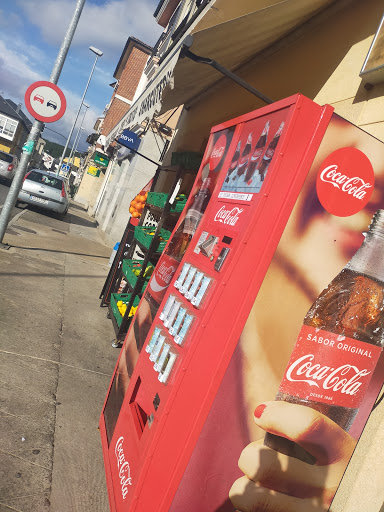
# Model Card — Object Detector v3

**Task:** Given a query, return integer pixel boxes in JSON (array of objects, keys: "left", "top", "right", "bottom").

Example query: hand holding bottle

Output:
[{"left": 229, "top": 401, "right": 356, "bottom": 512}]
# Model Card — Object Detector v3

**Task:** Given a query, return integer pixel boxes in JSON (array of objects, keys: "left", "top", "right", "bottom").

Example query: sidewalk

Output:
[{"left": 0, "top": 202, "right": 118, "bottom": 512}]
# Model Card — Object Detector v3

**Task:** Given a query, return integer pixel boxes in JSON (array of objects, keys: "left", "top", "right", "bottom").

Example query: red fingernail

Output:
[{"left": 254, "top": 404, "right": 266, "bottom": 418}]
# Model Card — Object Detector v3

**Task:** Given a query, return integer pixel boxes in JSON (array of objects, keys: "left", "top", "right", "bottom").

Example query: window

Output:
[
  {"left": 27, "top": 171, "right": 63, "bottom": 190},
  {"left": 0, "top": 114, "right": 18, "bottom": 141}
]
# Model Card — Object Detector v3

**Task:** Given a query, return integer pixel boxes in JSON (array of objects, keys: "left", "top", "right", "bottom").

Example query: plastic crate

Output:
[
  {"left": 122, "top": 259, "right": 154, "bottom": 291},
  {"left": 146, "top": 192, "right": 169, "bottom": 208},
  {"left": 134, "top": 226, "right": 171, "bottom": 252},
  {"left": 146, "top": 191, "right": 157, "bottom": 207},
  {"left": 170, "top": 195, "right": 187, "bottom": 212},
  {"left": 110, "top": 293, "right": 140, "bottom": 327}
]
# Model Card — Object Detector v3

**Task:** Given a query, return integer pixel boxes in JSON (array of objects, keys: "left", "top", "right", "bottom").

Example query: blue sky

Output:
[{"left": 0, "top": 0, "right": 163, "bottom": 151}]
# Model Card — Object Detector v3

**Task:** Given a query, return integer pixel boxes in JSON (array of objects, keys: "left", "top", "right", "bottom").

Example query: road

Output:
[{"left": 0, "top": 180, "right": 24, "bottom": 221}]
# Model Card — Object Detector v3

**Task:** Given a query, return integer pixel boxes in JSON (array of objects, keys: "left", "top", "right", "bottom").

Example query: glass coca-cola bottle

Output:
[
  {"left": 265, "top": 209, "right": 384, "bottom": 463},
  {"left": 223, "top": 140, "right": 241, "bottom": 188},
  {"left": 244, "top": 121, "right": 269, "bottom": 184},
  {"left": 147, "top": 178, "right": 212, "bottom": 306},
  {"left": 257, "top": 121, "right": 284, "bottom": 181},
  {"left": 237, "top": 133, "right": 252, "bottom": 178}
]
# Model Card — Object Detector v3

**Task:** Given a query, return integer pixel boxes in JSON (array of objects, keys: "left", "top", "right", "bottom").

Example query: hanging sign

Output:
[
  {"left": 117, "top": 129, "right": 141, "bottom": 152},
  {"left": 94, "top": 152, "right": 109, "bottom": 167}
]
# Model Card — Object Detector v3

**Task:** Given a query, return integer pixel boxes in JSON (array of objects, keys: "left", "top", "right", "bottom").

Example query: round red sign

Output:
[
  {"left": 316, "top": 147, "right": 374, "bottom": 217},
  {"left": 24, "top": 81, "right": 66, "bottom": 123},
  {"left": 209, "top": 134, "right": 227, "bottom": 171}
]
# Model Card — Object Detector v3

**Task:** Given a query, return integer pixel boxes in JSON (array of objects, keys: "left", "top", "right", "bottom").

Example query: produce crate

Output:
[
  {"left": 170, "top": 194, "right": 187, "bottom": 212},
  {"left": 146, "top": 191, "right": 157, "bottom": 207},
  {"left": 134, "top": 226, "right": 171, "bottom": 252},
  {"left": 146, "top": 192, "right": 169, "bottom": 208},
  {"left": 122, "top": 259, "right": 154, "bottom": 292},
  {"left": 110, "top": 293, "right": 140, "bottom": 327}
]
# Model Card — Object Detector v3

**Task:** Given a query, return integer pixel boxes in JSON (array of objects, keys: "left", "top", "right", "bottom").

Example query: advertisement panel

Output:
[{"left": 170, "top": 114, "right": 384, "bottom": 511}]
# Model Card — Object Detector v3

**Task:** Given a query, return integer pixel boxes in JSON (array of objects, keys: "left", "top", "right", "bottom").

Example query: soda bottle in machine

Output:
[
  {"left": 265, "top": 210, "right": 384, "bottom": 463},
  {"left": 223, "top": 141, "right": 241, "bottom": 187},
  {"left": 147, "top": 178, "right": 212, "bottom": 306},
  {"left": 237, "top": 133, "right": 252, "bottom": 177},
  {"left": 257, "top": 121, "right": 284, "bottom": 181},
  {"left": 244, "top": 121, "right": 270, "bottom": 184}
]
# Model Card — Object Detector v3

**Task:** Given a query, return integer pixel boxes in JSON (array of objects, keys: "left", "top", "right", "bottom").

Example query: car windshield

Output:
[
  {"left": 27, "top": 171, "right": 63, "bottom": 190},
  {"left": 0, "top": 153, "right": 13, "bottom": 163}
]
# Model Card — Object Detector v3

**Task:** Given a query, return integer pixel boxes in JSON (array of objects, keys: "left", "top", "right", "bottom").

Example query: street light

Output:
[
  {"left": 67, "top": 102, "right": 89, "bottom": 170},
  {"left": 57, "top": 46, "right": 103, "bottom": 175}
]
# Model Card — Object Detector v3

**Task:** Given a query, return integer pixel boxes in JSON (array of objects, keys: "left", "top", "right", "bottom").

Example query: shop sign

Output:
[
  {"left": 88, "top": 165, "right": 101, "bottom": 177},
  {"left": 117, "top": 129, "right": 140, "bottom": 152},
  {"left": 94, "top": 152, "right": 109, "bottom": 167}
]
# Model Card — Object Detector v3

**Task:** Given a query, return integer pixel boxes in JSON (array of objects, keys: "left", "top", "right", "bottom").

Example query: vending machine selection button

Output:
[
  {"left": 149, "top": 334, "right": 165, "bottom": 362},
  {"left": 158, "top": 351, "right": 178, "bottom": 384},
  {"left": 185, "top": 271, "right": 204, "bottom": 300},
  {"left": 180, "top": 266, "right": 197, "bottom": 295},
  {"left": 154, "top": 343, "right": 171, "bottom": 372},
  {"left": 174, "top": 262, "right": 191, "bottom": 289},
  {"left": 174, "top": 313, "right": 194, "bottom": 345},
  {"left": 191, "top": 276, "right": 212, "bottom": 308},
  {"left": 214, "top": 247, "right": 230, "bottom": 272},
  {"left": 146, "top": 327, "right": 161, "bottom": 353},
  {"left": 159, "top": 295, "right": 176, "bottom": 321}
]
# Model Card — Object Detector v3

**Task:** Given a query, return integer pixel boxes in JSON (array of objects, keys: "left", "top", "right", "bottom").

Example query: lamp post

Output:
[
  {"left": 67, "top": 102, "right": 89, "bottom": 170},
  {"left": 57, "top": 46, "right": 103, "bottom": 175}
]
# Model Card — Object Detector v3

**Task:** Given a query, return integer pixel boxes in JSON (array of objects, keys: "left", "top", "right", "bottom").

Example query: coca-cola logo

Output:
[
  {"left": 157, "top": 260, "right": 177, "bottom": 285},
  {"left": 209, "top": 134, "right": 227, "bottom": 171},
  {"left": 316, "top": 147, "right": 374, "bottom": 217},
  {"left": 214, "top": 205, "right": 244, "bottom": 226},
  {"left": 286, "top": 354, "right": 371, "bottom": 396},
  {"left": 115, "top": 436, "right": 132, "bottom": 500}
]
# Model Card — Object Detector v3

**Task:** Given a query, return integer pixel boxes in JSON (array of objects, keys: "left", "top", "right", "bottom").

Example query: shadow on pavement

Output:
[{"left": 4, "top": 244, "right": 109, "bottom": 259}]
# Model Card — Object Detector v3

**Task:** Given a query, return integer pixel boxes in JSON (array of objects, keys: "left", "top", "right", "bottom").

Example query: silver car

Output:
[
  {"left": 17, "top": 169, "right": 69, "bottom": 218},
  {"left": 0, "top": 150, "right": 18, "bottom": 183}
]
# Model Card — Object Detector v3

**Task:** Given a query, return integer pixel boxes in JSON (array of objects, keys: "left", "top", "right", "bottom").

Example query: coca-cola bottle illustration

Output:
[
  {"left": 265, "top": 210, "right": 384, "bottom": 464},
  {"left": 147, "top": 178, "right": 212, "bottom": 305},
  {"left": 237, "top": 133, "right": 252, "bottom": 178},
  {"left": 244, "top": 121, "right": 270, "bottom": 184},
  {"left": 257, "top": 121, "right": 284, "bottom": 182},
  {"left": 223, "top": 141, "right": 241, "bottom": 188}
]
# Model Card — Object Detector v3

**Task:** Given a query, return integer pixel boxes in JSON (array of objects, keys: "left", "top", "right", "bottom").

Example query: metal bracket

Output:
[{"left": 180, "top": 35, "right": 273, "bottom": 105}]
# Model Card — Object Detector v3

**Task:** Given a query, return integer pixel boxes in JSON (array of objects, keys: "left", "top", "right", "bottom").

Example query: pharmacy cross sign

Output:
[{"left": 24, "top": 81, "right": 67, "bottom": 123}]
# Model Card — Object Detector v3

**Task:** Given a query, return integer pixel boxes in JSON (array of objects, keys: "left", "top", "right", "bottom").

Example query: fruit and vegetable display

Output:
[
  {"left": 116, "top": 301, "right": 137, "bottom": 318},
  {"left": 129, "top": 190, "right": 148, "bottom": 218}
]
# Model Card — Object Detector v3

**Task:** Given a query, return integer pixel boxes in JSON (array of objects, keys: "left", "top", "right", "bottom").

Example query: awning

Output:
[{"left": 160, "top": 0, "right": 335, "bottom": 112}]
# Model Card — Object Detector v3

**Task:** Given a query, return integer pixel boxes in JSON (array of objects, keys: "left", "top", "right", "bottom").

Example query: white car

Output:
[
  {"left": 17, "top": 169, "right": 69, "bottom": 219},
  {"left": 0, "top": 150, "right": 18, "bottom": 183}
]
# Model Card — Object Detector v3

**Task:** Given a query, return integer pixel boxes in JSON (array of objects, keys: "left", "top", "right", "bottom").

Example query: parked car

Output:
[
  {"left": 0, "top": 150, "right": 18, "bottom": 183},
  {"left": 17, "top": 169, "right": 69, "bottom": 218}
]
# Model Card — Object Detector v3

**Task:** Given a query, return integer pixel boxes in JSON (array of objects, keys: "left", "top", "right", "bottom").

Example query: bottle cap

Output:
[{"left": 369, "top": 210, "right": 384, "bottom": 238}]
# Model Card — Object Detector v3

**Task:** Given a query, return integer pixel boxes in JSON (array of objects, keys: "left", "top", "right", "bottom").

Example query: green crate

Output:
[
  {"left": 146, "top": 191, "right": 157, "bottom": 207},
  {"left": 110, "top": 293, "right": 140, "bottom": 327},
  {"left": 122, "top": 259, "right": 154, "bottom": 291},
  {"left": 170, "top": 197, "right": 187, "bottom": 212},
  {"left": 134, "top": 226, "right": 171, "bottom": 252},
  {"left": 145, "top": 192, "right": 168, "bottom": 208}
]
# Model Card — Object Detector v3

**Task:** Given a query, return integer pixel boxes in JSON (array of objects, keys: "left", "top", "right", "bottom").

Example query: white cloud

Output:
[
  {"left": 18, "top": 0, "right": 163, "bottom": 56},
  {"left": 0, "top": 39, "right": 43, "bottom": 100}
]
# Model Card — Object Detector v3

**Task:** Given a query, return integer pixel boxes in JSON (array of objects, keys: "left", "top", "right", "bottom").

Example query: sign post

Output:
[{"left": 0, "top": 0, "right": 86, "bottom": 246}]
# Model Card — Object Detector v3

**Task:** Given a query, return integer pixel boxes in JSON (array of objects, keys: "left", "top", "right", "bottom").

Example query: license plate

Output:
[{"left": 30, "top": 195, "right": 48, "bottom": 205}]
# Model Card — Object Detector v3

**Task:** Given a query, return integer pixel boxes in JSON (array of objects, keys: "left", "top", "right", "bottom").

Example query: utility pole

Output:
[{"left": 0, "top": 0, "right": 86, "bottom": 246}]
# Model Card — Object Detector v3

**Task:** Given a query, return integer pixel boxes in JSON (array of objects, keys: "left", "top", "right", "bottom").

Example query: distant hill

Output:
[{"left": 44, "top": 139, "right": 83, "bottom": 160}]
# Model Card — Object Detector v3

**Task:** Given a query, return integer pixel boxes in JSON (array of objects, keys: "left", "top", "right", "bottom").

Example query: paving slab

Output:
[{"left": 0, "top": 203, "right": 118, "bottom": 512}]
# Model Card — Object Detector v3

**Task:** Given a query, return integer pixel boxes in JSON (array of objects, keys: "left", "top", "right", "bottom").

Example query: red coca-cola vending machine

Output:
[{"left": 100, "top": 94, "right": 384, "bottom": 512}]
